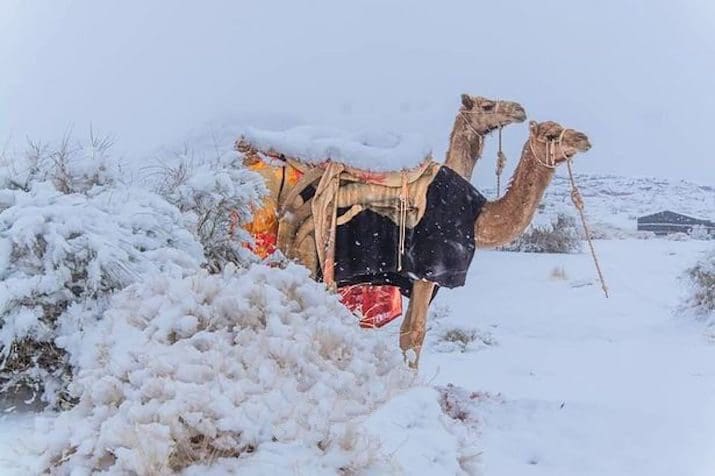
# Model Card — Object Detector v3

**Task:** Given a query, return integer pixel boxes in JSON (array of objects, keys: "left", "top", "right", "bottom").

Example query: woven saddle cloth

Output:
[{"left": 236, "top": 137, "right": 441, "bottom": 283}]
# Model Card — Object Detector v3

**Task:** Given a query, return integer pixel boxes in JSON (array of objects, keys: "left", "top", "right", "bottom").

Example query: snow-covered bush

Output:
[
  {"left": 152, "top": 146, "right": 266, "bottom": 271},
  {"left": 588, "top": 222, "right": 630, "bottom": 240},
  {"left": 666, "top": 232, "right": 690, "bottom": 241},
  {"left": 437, "top": 384, "right": 502, "bottom": 424},
  {"left": 2, "top": 132, "right": 122, "bottom": 195},
  {"left": 34, "top": 263, "right": 414, "bottom": 474},
  {"left": 500, "top": 213, "right": 583, "bottom": 254},
  {"left": 635, "top": 230, "right": 657, "bottom": 240},
  {"left": 689, "top": 224, "right": 713, "bottom": 241},
  {"left": 434, "top": 327, "right": 496, "bottom": 354},
  {"left": 682, "top": 248, "right": 715, "bottom": 320},
  {"left": 0, "top": 137, "right": 204, "bottom": 407}
]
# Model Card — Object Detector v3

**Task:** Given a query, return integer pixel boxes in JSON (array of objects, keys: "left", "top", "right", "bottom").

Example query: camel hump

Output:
[{"left": 235, "top": 126, "right": 432, "bottom": 174}]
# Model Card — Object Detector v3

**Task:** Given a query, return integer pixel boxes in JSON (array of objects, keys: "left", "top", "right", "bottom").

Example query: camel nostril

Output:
[
  {"left": 513, "top": 106, "right": 527, "bottom": 122},
  {"left": 579, "top": 136, "right": 592, "bottom": 151}
]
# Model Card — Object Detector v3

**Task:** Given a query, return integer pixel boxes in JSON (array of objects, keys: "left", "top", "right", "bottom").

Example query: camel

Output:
[
  {"left": 280, "top": 119, "right": 591, "bottom": 367},
  {"left": 398, "top": 120, "right": 591, "bottom": 365}
]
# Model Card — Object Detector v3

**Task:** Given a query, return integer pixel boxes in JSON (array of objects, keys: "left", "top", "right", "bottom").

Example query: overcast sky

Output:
[{"left": 1, "top": 0, "right": 714, "bottom": 188}]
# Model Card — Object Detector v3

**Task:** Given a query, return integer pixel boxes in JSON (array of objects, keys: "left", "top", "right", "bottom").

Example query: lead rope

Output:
[
  {"left": 495, "top": 126, "right": 507, "bottom": 196},
  {"left": 397, "top": 172, "right": 408, "bottom": 271},
  {"left": 565, "top": 159, "right": 609, "bottom": 298},
  {"left": 547, "top": 130, "right": 609, "bottom": 298}
]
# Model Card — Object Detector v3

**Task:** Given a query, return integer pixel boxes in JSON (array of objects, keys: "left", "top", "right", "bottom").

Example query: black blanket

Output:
[{"left": 333, "top": 166, "right": 486, "bottom": 297}]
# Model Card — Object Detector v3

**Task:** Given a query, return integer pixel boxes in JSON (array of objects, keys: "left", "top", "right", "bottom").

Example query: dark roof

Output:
[{"left": 637, "top": 210, "right": 714, "bottom": 226}]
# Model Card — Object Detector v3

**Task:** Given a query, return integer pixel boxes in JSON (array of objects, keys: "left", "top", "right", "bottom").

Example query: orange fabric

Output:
[
  {"left": 241, "top": 160, "right": 303, "bottom": 259},
  {"left": 241, "top": 159, "right": 403, "bottom": 326}
]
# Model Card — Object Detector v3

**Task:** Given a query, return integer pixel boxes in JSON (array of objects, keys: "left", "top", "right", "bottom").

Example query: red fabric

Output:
[{"left": 338, "top": 284, "right": 403, "bottom": 328}]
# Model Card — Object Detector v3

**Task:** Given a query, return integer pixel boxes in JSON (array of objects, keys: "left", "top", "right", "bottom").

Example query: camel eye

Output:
[{"left": 482, "top": 103, "right": 494, "bottom": 111}]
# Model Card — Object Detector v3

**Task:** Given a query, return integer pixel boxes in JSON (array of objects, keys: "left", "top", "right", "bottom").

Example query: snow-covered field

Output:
[
  {"left": 1, "top": 236, "right": 713, "bottom": 475},
  {"left": 419, "top": 239, "right": 715, "bottom": 475}
]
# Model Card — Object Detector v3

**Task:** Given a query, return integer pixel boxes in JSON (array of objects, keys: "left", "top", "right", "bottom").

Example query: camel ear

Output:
[
  {"left": 461, "top": 94, "right": 474, "bottom": 110},
  {"left": 529, "top": 120, "right": 539, "bottom": 134}
]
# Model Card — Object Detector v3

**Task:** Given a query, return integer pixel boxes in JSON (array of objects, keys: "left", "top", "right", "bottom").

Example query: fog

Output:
[{"left": 2, "top": 0, "right": 714, "bottom": 188}]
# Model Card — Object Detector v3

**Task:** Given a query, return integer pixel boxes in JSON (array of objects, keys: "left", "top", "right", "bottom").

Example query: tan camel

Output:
[{"left": 399, "top": 120, "right": 592, "bottom": 366}]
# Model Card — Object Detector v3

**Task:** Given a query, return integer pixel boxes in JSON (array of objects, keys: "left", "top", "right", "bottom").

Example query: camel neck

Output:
[
  {"left": 475, "top": 140, "right": 555, "bottom": 248},
  {"left": 444, "top": 114, "right": 485, "bottom": 181}
]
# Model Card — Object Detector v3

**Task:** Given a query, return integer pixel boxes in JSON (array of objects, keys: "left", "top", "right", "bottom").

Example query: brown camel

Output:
[{"left": 398, "top": 120, "right": 591, "bottom": 366}]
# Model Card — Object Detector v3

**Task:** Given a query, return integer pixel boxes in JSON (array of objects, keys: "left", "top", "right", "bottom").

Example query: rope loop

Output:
[
  {"left": 495, "top": 126, "right": 507, "bottom": 196},
  {"left": 570, "top": 187, "right": 584, "bottom": 211}
]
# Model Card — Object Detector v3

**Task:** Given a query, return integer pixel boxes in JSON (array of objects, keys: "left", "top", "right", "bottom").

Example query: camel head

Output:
[
  {"left": 528, "top": 120, "right": 591, "bottom": 166},
  {"left": 459, "top": 94, "right": 527, "bottom": 133}
]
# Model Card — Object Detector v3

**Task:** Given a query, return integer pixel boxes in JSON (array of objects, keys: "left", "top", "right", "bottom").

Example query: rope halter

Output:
[
  {"left": 528, "top": 122, "right": 578, "bottom": 170},
  {"left": 458, "top": 101, "right": 508, "bottom": 169}
]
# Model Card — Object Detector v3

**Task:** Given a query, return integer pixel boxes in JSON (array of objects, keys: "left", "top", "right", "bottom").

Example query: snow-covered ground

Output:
[
  {"left": 2, "top": 237, "right": 713, "bottom": 475},
  {"left": 417, "top": 238, "right": 715, "bottom": 476}
]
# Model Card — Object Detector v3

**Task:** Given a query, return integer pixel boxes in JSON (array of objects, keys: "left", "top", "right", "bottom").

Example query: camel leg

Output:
[{"left": 399, "top": 280, "right": 436, "bottom": 369}]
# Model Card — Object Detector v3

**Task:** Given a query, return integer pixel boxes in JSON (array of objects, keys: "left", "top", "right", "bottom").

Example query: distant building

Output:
[{"left": 637, "top": 210, "right": 715, "bottom": 236}]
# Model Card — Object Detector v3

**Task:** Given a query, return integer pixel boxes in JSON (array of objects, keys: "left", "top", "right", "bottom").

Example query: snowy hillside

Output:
[{"left": 511, "top": 173, "right": 715, "bottom": 234}]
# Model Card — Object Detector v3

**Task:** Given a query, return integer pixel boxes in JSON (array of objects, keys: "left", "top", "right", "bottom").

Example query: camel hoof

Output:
[{"left": 403, "top": 348, "right": 420, "bottom": 369}]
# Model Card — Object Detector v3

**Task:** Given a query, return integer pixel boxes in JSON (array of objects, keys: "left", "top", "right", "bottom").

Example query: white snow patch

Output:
[
  {"left": 363, "top": 386, "right": 480, "bottom": 475},
  {"left": 240, "top": 125, "right": 432, "bottom": 171}
]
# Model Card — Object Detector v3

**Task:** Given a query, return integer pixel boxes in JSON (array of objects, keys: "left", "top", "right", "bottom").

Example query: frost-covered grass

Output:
[
  {"left": 434, "top": 327, "right": 496, "bottom": 354},
  {"left": 0, "top": 136, "right": 205, "bottom": 406},
  {"left": 500, "top": 213, "right": 583, "bottom": 254},
  {"left": 150, "top": 144, "right": 266, "bottom": 272},
  {"left": 682, "top": 247, "right": 715, "bottom": 321}
]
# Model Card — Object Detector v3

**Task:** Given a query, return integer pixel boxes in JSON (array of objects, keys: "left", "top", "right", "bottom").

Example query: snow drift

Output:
[{"left": 33, "top": 263, "right": 415, "bottom": 474}]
